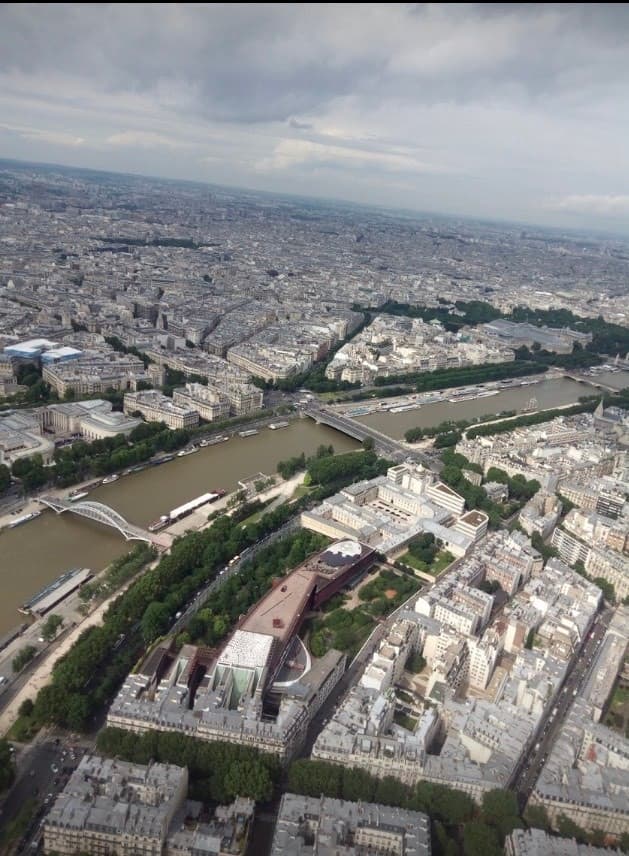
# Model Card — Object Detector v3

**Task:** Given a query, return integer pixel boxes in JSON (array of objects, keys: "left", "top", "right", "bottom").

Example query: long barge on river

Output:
[
  {"left": 148, "top": 490, "right": 226, "bottom": 532},
  {"left": 20, "top": 567, "right": 92, "bottom": 616}
]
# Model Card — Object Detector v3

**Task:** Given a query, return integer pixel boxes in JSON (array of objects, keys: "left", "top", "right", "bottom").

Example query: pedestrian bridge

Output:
[{"left": 38, "top": 496, "right": 171, "bottom": 548}]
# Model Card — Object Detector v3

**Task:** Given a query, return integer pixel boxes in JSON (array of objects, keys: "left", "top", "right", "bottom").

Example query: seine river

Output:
[
  {"left": 0, "top": 421, "right": 356, "bottom": 635},
  {"left": 358, "top": 376, "right": 599, "bottom": 438},
  {"left": 0, "top": 371, "right": 627, "bottom": 635}
]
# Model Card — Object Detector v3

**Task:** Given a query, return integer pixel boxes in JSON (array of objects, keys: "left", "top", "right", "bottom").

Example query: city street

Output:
[
  {"left": 514, "top": 606, "right": 613, "bottom": 803},
  {"left": 0, "top": 734, "right": 89, "bottom": 853}
]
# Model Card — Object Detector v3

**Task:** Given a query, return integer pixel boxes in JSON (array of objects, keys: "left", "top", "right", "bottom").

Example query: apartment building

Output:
[
  {"left": 551, "top": 527, "right": 590, "bottom": 567},
  {"left": 43, "top": 755, "right": 254, "bottom": 856},
  {"left": 43, "top": 755, "right": 188, "bottom": 856},
  {"left": 172, "top": 382, "right": 230, "bottom": 422},
  {"left": 123, "top": 390, "right": 199, "bottom": 430},
  {"left": 271, "top": 793, "right": 431, "bottom": 855}
]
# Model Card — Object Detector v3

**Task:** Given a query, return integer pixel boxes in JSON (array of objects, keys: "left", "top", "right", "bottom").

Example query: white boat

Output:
[
  {"left": 7, "top": 510, "right": 42, "bottom": 529},
  {"left": 177, "top": 447, "right": 198, "bottom": 457},
  {"left": 389, "top": 403, "right": 421, "bottom": 413},
  {"left": 68, "top": 491, "right": 89, "bottom": 502},
  {"left": 206, "top": 435, "right": 229, "bottom": 445},
  {"left": 101, "top": 474, "right": 120, "bottom": 484},
  {"left": 418, "top": 392, "right": 445, "bottom": 404},
  {"left": 269, "top": 421, "right": 290, "bottom": 430},
  {"left": 448, "top": 392, "right": 479, "bottom": 403},
  {"left": 238, "top": 429, "right": 259, "bottom": 438}
]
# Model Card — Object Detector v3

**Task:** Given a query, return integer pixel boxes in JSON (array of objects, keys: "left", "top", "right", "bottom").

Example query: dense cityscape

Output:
[{"left": 0, "top": 156, "right": 626, "bottom": 856}]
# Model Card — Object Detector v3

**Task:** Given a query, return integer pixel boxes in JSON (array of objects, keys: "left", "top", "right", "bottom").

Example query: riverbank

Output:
[
  {"left": 0, "top": 409, "right": 300, "bottom": 535},
  {"left": 332, "top": 369, "right": 564, "bottom": 417},
  {"left": 355, "top": 375, "right": 602, "bottom": 440},
  {"left": 0, "top": 466, "right": 310, "bottom": 737},
  {"left": 0, "top": 420, "right": 354, "bottom": 637},
  {"left": 459, "top": 399, "right": 595, "bottom": 440},
  {"left": 0, "top": 556, "right": 158, "bottom": 736}
]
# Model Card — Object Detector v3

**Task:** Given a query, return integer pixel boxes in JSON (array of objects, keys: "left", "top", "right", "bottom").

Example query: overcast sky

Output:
[{"left": 1, "top": 3, "right": 628, "bottom": 231}]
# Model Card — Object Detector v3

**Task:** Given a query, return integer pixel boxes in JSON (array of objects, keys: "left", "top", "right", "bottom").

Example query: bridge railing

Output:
[{"left": 38, "top": 495, "right": 153, "bottom": 543}]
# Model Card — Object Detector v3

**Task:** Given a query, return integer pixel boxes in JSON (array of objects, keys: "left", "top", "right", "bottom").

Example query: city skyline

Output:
[{"left": 1, "top": 3, "right": 628, "bottom": 231}]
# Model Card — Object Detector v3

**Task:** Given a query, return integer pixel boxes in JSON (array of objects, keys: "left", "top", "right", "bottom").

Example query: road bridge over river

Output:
[{"left": 303, "top": 406, "right": 439, "bottom": 471}]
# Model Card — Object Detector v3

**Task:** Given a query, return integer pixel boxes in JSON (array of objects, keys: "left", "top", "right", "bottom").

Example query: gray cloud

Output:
[
  {"left": 288, "top": 118, "right": 314, "bottom": 131},
  {"left": 0, "top": 3, "right": 627, "bottom": 228}
]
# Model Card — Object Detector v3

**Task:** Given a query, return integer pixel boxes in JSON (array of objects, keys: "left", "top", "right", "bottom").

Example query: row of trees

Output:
[
  {"left": 513, "top": 344, "right": 601, "bottom": 370},
  {"left": 405, "top": 413, "right": 517, "bottom": 444},
  {"left": 354, "top": 299, "right": 503, "bottom": 332},
  {"left": 276, "top": 444, "right": 334, "bottom": 480},
  {"left": 305, "top": 448, "right": 390, "bottom": 486},
  {"left": 466, "top": 399, "right": 599, "bottom": 439},
  {"left": 96, "top": 727, "right": 279, "bottom": 803},
  {"left": 78, "top": 544, "right": 156, "bottom": 606},
  {"left": 373, "top": 358, "right": 546, "bottom": 390},
  {"left": 183, "top": 529, "right": 327, "bottom": 648}
]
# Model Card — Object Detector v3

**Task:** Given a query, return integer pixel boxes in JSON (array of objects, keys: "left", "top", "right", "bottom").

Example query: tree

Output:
[
  {"left": 405, "top": 652, "right": 426, "bottom": 673},
  {"left": 309, "top": 631, "right": 328, "bottom": 658},
  {"left": 288, "top": 759, "right": 343, "bottom": 799},
  {"left": 362, "top": 437, "right": 375, "bottom": 451},
  {"left": 12, "top": 645, "right": 37, "bottom": 673},
  {"left": 463, "top": 822, "right": 501, "bottom": 856},
  {"left": 342, "top": 767, "right": 376, "bottom": 802},
  {"left": 140, "top": 601, "right": 171, "bottom": 643},
  {"left": 593, "top": 577, "right": 616, "bottom": 604},
  {"left": 524, "top": 804, "right": 550, "bottom": 831},
  {"left": 434, "top": 430, "right": 461, "bottom": 448},
  {"left": 0, "top": 738, "right": 15, "bottom": 791},
  {"left": 434, "top": 821, "right": 458, "bottom": 856},
  {"left": 374, "top": 775, "right": 409, "bottom": 807},
  {"left": 556, "top": 814, "right": 588, "bottom": 844},
  {"left": 0, "top": 463, "right": 10, "bottom": 493},
  {"left": 41, "top": 613, "right": 64, "bottom": 642},
  {"left": 482, "top": 789, "right": 522, "bottom": 841},
  {"left": 18, "top": 698, "right": 34, "bottom": 718}
]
